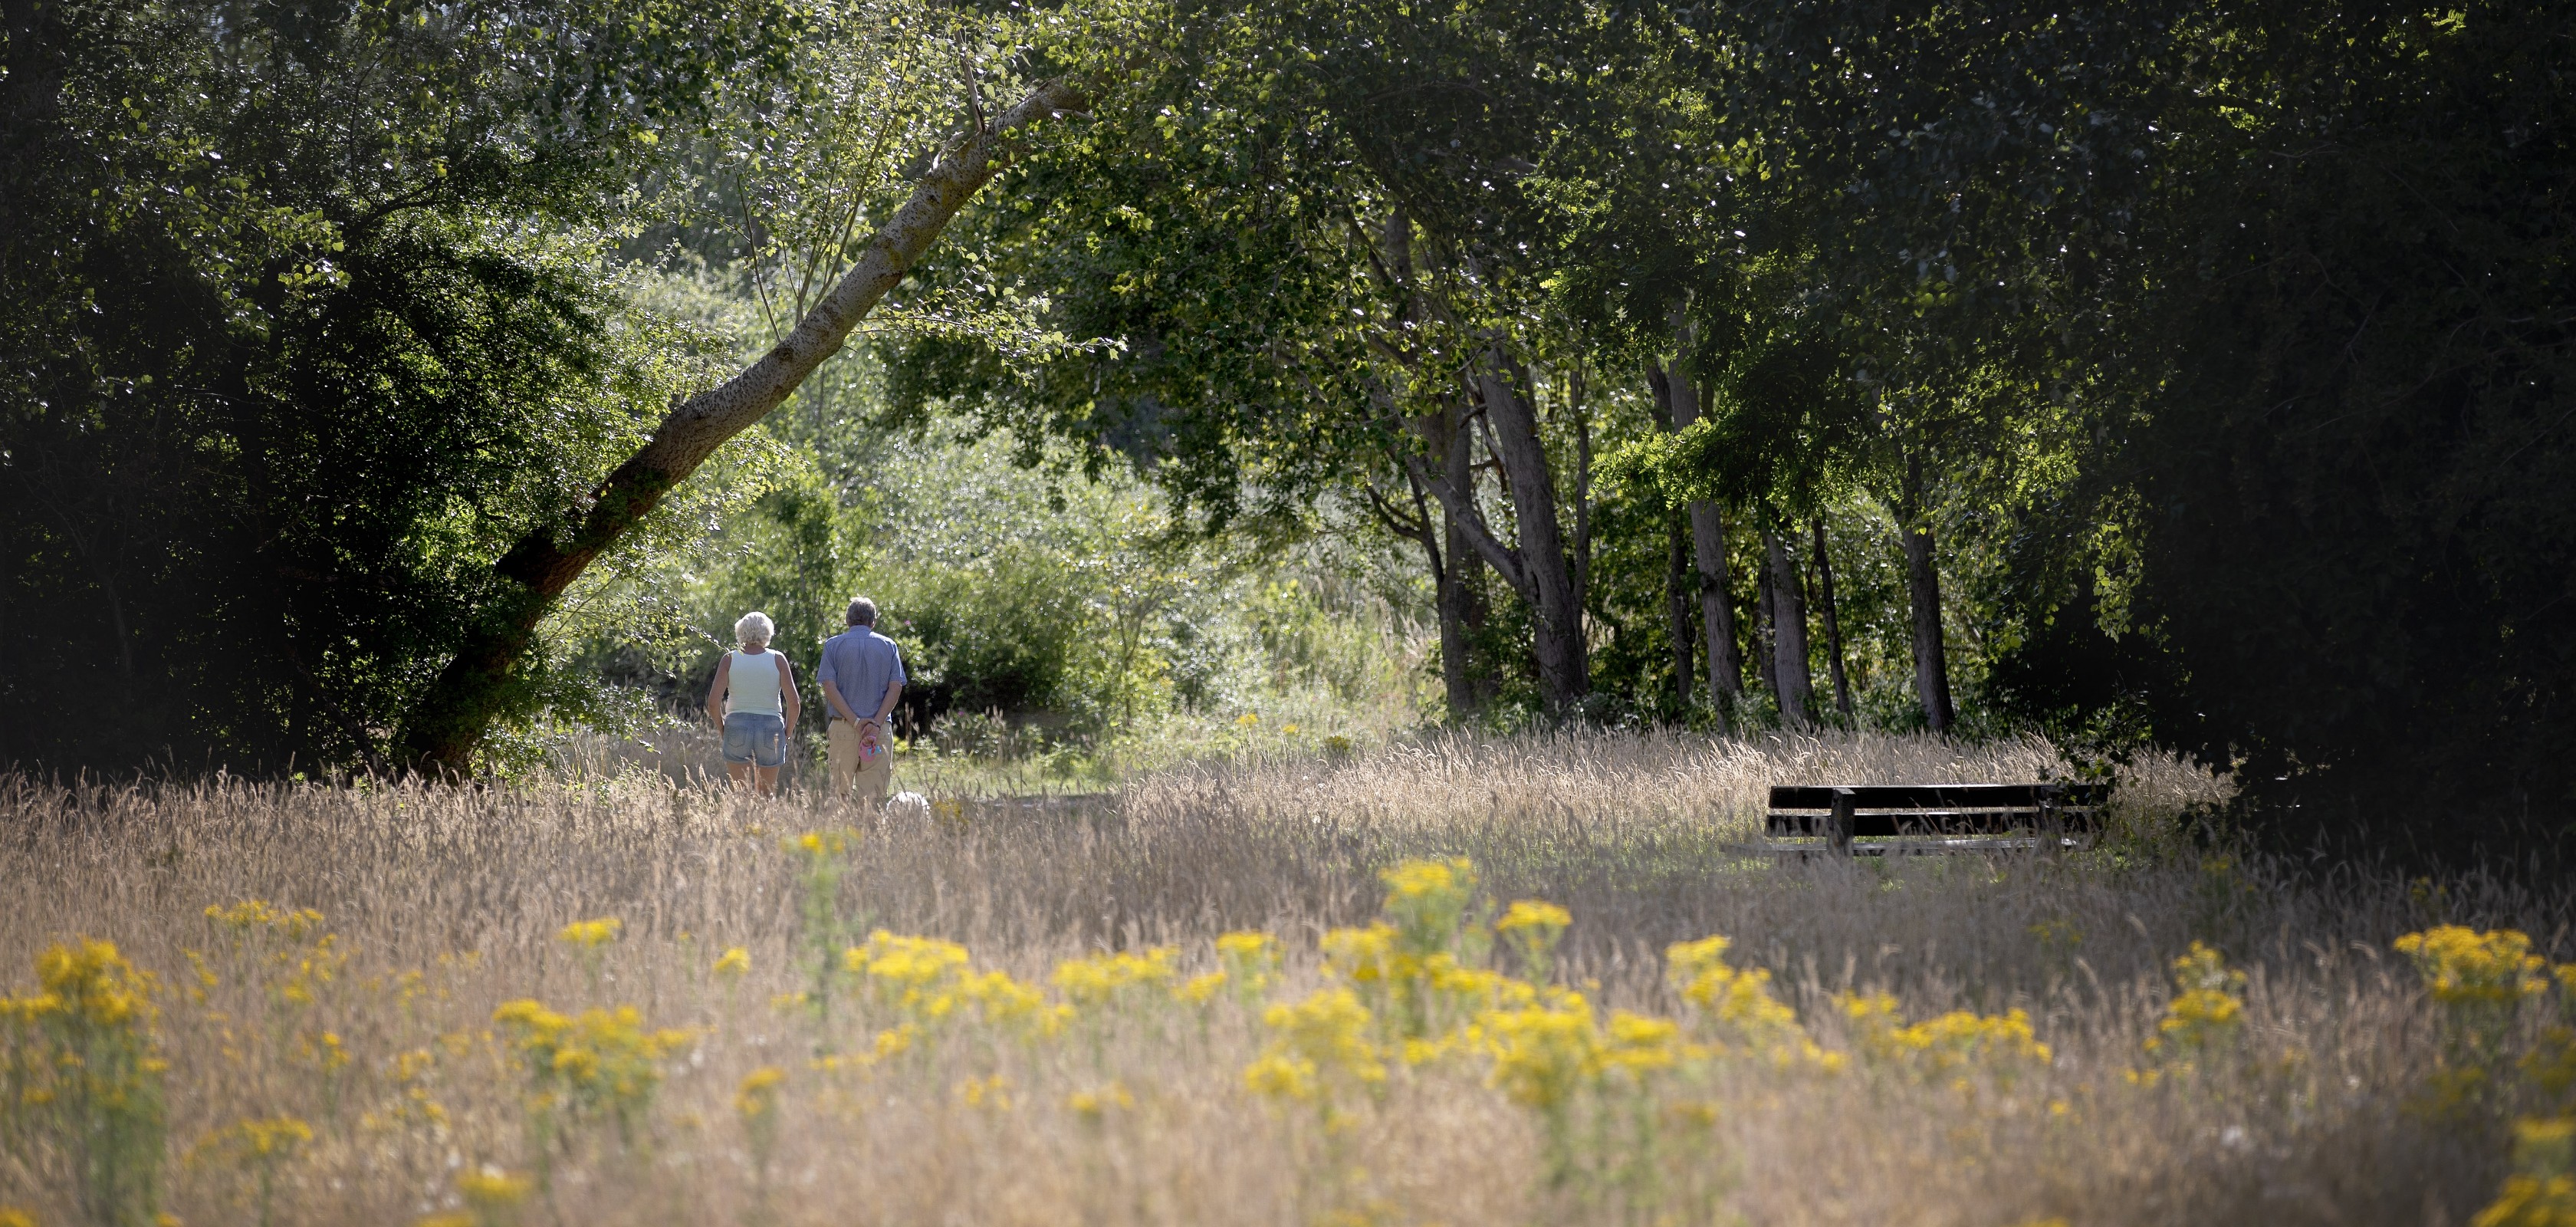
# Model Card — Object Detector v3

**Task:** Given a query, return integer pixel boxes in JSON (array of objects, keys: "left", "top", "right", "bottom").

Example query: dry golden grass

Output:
[{"left": 2, "top": 730, "right": 2568, "bottom": 1227}]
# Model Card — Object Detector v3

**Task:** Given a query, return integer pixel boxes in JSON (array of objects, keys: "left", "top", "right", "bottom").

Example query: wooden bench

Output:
[{"left": 1763, "top": 782, "right": 2110, "bottom": 857}]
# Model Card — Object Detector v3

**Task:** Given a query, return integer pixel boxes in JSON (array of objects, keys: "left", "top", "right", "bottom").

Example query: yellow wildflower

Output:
[
  {"left": 1248, "top": 987, "right": 1385, "bottom": 1098},
  {"left": 1424, "top": 962, "right": 1538, "bottom": 1025},
  {"left": 491, "top": 1000, "right": 692, "bottom": 1130},
  {"left": 959, "top": 1073, "right": 1011, "bottom": 1110},
  {"left": 734, "top": 1067, "right": 785, "bottom": 1119},
  {"left": 2149, "top": 942, "right": 2246, "bottom": 1058},
  {"left": 1216, "top": 931, "right": 1281, "bottom": 989},
  {"left": 1243, "top": 1052, "right": 1318, "bottom": 1101},
  {"left": 1321, "top": 924, "right": 1404, "bottom": 985},
  {"left": 456, "top": 1166, "right": 533, "bottom": 1210},
  {"left": 556, "top": 918, "right": 622, "bottom": 950},
  {"left": 1066, "top": 1082, "right": 1133, "bottom": 1117},
  {"left": 875, "top": 1022, "right": 920, "bottom": 1061},
  {"left": 846, "top": 932, "right": 970, "bottom": 990},
  {"left": 1497, "top": 900, "right": 1572, "bottom": 981},
  {"left": 23, "top": 939, "right": 156, "bottom": 1029},
  {"left": 1841, "top": 992, "right": 2051, "bottom": 1080},
  {"left": 297, "top": 1030, "right": 350, "bottom": 1072},
  {"left": 2397, "top": 926, "right": 2551, "bottom": 1064},
  {"left": 713, "top": 947, "right": 751, "bottom": 979},
  {"left": 2527, "top": 1024, "right": 2576, "bottom": 1099},
  {"left": 1598, "top": 1010, "right": 1684, "bottom": 1077},
  {"left": 790, "top": 830, "right": 852, "bottom": 857},
  {"left": 932, "top": 798, "right": 967, "bottom": 830},
  {"left": 1380, "top": 857, "right": 1477, "bottom": 956},
  {"left": 205, "top": 900, "right": 325, "bottom": 942},
  {"left": 1667, "top": 935, "right": 1805, "bottom": 1055},
  {"left": 1496, "top": 900, "right": 1572, "bottom": 938},
  {"left": 193, "top": 1114, "right": 313, "bottom": 1165},
  {"left": 1177, "top": 972, "right": 1228, "bottom": 1005},
  {"left": 2472, "top": 1117, "right": 2576, "bottom": 1227},
  {"left": 1052, "top": 946, "right": 1178, "bottom": 1008},
  {"left": 951, "top": 969, "right": 1049, "bottom": 1035},
  {"left": 1481, "top": 991, "right": 1596, "bottom": 1109},
  {"left": 2396, "top": 926, "right": 2549, "bottom": 1008}
]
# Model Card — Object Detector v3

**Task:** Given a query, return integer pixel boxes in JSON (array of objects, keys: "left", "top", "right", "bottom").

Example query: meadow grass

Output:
[{"left": 2, "top": 730, "right": 2571, "bottom": 1226}]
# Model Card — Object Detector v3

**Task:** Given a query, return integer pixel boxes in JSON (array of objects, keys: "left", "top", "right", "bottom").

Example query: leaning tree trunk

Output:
[
  {"left": 1388, "top": 256, "right": 1583, "bottom": 714},
  {"left": 395, "top": 79, "right": 1085, "bottom": 774},
  {"left": 1474, "top": 348, "right": 1587, "bottom": 712},
  {"left": 1423, "top": 400, "right": 1492, "bottom": 720},
  {"left": 1765, "top": 525, "right": 1817, "bottom": 729},
  {"left": 1899, "top": 449, "right": 1957, "bottom": 735}
]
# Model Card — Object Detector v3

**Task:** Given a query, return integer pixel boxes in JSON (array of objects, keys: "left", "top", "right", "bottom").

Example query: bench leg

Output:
[{"left": 1829, "top": 788, "right": 1855, "bottom": 857}]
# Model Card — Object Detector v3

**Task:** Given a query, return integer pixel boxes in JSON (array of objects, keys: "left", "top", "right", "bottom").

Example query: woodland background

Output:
[{"left": 4, "top": 0, "right": 2571, "bottom": 852}]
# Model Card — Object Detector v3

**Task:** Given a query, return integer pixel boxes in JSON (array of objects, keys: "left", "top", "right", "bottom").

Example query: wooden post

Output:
[{"left": 1829, "top": 787, "right": 1856, "bottom": 856}]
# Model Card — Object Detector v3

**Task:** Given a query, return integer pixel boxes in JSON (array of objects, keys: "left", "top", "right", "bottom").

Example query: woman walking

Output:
[{"left": 706, "top": 611, "right": 801, "bottom": 796}]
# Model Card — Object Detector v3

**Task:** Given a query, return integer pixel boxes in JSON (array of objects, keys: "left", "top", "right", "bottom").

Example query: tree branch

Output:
[{"left": 395, "top": 75, "right": 1089, "bottom": 772}]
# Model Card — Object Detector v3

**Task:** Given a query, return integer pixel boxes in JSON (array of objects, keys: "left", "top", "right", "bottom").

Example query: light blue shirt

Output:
[{"left": 816, "top": 626, "right": 906, "bottom": 723}]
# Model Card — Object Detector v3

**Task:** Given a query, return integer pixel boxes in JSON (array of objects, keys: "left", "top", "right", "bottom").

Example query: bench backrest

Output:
[{"left": 1766, "top": 782, "right": 2109, "bottom": 838}]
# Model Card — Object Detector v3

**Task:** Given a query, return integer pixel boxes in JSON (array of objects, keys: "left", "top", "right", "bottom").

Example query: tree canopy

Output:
[{"left": 5, "top": 0, "right": 2571, "bottom": 847}]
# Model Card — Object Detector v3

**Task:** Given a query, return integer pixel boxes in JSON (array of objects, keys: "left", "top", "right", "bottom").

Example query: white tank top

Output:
[{"left": 727, "top": 650, "right": 782, "bottom": 715}]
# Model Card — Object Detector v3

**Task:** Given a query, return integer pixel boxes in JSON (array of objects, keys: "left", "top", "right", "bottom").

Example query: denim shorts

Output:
[{"left": 721, "top": 712, "right": 787, "bottom": 767}]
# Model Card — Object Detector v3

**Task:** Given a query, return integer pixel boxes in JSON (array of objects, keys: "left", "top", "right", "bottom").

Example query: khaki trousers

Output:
[{"left": 826, "top": 719, "right": 892, "bottom": 804}]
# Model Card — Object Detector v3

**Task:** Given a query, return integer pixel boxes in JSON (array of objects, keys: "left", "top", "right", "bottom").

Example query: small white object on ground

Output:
[{"left": 884, "top": 791, "right": 932, "bottom": 822}]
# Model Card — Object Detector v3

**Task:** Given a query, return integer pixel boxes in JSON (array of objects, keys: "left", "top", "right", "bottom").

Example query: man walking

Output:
[{"left": 817, "top": 597, "right": 907, "bottom": 805}]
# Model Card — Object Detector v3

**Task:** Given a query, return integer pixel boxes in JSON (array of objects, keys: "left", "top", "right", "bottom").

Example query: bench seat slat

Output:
[
  {"left": 1757, "top": 836, "right": 2086, "bottom": 857},
  {"left": 1767, "top": 814, "right": 2099, "bottom": 838},
  {"left": 1761, "top": 781, "right": 2110, "bottom": 849},
  {"left": 1769, "top": 783, "right": 2108, "bottom": 809}
]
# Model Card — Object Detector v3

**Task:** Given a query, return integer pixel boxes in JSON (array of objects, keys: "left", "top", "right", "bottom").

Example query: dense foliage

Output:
[
  {"left": 0, "top": 0, "right": 784, "bottom": 771},
  {"left": 892, "top": 0, "right": 2576, "bottom": 840},
  {"left": 5, "top": 0, "right": 2571, "bottom": 844}
]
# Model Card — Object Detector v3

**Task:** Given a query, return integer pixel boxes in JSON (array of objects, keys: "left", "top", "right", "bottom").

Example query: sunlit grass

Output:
[{"left": 1, "top": 729, "right": 2568, "bottom": 1225}]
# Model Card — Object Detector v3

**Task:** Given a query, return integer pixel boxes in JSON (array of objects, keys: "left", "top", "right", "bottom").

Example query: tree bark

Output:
[
  {"left": 1765, "top": 525, "right": 1817, "bottom": 729},
  {"left": 1387, "top": 250, "right": 1584, "bottom": 714},
  {"left": 394, "top": 77, "right": 1086, "bottom": 773},
  {"left": 1569, "top": 365, "right": 1592, "bottom": 625},
  {"left": 1646, "top": 367, "right": 1694, "bottom": 709},
  {"left": 1365, "top": 211, "right": 1492, "bottom": 722},
  {"left": 1812, "top": 517, "right": 1853, "bottom": 720},
  {"left": 1417, "top": 400, "right": 1492, "bottom": 720},
  {"left": 1754, "top": 543, "right": 1778, "bottom": 702},
  {"left": 1900, "top": 449, "right": 1957, "bottom": 734},
  {"left": 1658, "top": 347, "right": 1742, "bottom": 713},
  {"left": 1444, "top": 511, "right": 1495, "bottom": 714},
  {"left": 1473, "top": 347, "right": 1587, "bottom": 712},
  {"left": 1664, "top": 508, "right": 1697, "bottom": 709}
]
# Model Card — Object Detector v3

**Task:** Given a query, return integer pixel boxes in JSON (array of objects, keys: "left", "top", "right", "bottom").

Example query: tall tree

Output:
[
  {"left": 1763, "top": 526, "right": 1816, "bottom": 728},
  {"left": 394, "top": 4, "right": 1092, "bottom": 771},
  {"left": 1, "top": 0, "right": 795, "bottom": 773},
  {"left": 1896, "top": 449, "right": 1957, "bottom": 734},
  {"left": 900, "top": 0, "right": 1613, "bottom": 713},
  {"left": 1663, "top": 356, "right": 1743, "bottom": 712},
  {"left": 1812, "top": 518, "right": 1853, "bottom": 720}
]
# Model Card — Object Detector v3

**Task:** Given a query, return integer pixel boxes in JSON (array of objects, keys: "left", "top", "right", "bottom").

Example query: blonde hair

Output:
[{"left": 733, "top": 610, "right": 775, "bottom": 649}]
